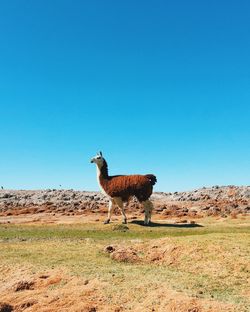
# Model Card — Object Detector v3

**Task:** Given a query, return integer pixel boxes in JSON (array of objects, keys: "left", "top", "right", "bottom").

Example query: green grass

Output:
[
  {"left": 0, "top": 218, "right": 249, "bottom": 241},
  {"left": 0, "top": 218, "right": 250, "bottom": 311}
]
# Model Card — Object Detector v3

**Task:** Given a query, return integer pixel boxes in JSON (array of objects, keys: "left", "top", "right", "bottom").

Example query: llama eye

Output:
[{"left": 96, "top": 156, "right": 101, "bottom": 159}]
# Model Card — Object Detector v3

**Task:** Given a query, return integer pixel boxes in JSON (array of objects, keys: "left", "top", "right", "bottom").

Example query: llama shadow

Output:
[{"left": 130, "top": 220, "right": 203, "bottom": 228}]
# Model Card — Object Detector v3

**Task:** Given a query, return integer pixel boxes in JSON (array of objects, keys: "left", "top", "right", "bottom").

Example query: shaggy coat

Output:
[{"left": 99, "top": 160, "right": 157, "bottom": 202}]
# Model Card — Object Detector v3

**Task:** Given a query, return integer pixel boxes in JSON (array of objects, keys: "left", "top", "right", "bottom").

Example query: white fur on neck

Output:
[{"left": 96, "top": 164, "right": 109, "bottom": 197}]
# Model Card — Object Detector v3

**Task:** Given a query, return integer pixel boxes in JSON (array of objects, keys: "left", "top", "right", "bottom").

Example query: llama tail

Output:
[{"left": 145, "top": 174, "right": 157, "bottom": 186}]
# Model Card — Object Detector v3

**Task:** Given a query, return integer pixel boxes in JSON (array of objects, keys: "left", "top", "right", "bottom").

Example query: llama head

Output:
[{"left": 90, "top": 151, "right": 105, "bottom": 167}]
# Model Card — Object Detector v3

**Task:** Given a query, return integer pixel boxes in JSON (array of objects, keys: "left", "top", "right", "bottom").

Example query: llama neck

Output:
[
  {"left": 96, "top": 162, "right": 109, "bottom": 196},
  {"left": 96, "top": 161, "right": 109, "bottom": 180}
]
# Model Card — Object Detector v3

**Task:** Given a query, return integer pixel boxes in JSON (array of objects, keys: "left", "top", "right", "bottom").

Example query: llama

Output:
[{"left": 90, "top": 152, "right": 157, "bottom": 225}]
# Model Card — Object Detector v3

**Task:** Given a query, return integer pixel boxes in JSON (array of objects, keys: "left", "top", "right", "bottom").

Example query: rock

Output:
[
  {"left": 0, "top": 186, "right": 249, "bottom": 217},
  {"left": 14, "top": 280, "right": 34, "bottom": 291},
  {"left": 104, "top": 245, "right": 116, "bottom": 253},
  {"left": 155, "top": 207, "right": 164, "bottom": 212},
  {"left": 0, "top": 303, "right": 13, "bottom": 312},
  {"left": 201, "top": 206, "right": 210, "bottom": 210},
  {"left": 189, "top": 220, "right": 196, "bottom": 224},
  {"left": 2, "top": 193, "right": 11, "bottom": 199}
]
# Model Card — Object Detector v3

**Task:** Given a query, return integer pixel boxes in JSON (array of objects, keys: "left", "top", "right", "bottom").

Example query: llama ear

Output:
[{"left": 99, "top": 151, "right": 103, "bottom": 157}]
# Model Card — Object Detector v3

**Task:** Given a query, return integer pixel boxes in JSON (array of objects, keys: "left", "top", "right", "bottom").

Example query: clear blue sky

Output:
[{"left": 0, "top": 0, "right": 249, "bottom": 191}]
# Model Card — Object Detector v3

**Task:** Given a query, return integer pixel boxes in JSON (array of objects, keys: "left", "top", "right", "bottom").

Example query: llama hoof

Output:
[
  {"left": 104, "top": 219, "right": 110, "bottom": 224},
  {"left": 122, "top": 220, "right": 127, "bottom": 224}
]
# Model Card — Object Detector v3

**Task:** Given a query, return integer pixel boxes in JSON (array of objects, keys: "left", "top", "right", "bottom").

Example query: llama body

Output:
[{"left": 91, "top": 152, "right": 157, "bottom": 225}]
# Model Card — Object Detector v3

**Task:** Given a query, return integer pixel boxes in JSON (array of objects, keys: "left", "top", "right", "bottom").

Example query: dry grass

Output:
[{"left": 0, "top": 217, "right": 249, "bottom": 311}]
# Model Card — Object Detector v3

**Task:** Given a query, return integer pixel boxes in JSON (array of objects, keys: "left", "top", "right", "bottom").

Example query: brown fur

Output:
[{"left": 99, "top": 159, "right": 157, "bottom": 202}]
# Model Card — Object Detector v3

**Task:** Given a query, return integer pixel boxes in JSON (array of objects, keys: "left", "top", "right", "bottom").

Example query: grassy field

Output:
[{"left": 0, "top": 217, "right": 249, "bottom": 311}]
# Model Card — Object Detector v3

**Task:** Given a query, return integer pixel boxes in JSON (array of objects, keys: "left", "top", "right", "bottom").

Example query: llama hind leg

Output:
[
  {"left": 142, "top": 200, "right": 153, "bottom": 225},
  {"left": 104, "top": 199, "right": 114, "bottom": 224},
  {"left": 114, "top": 197, "right": 127, "bottom": 224}
]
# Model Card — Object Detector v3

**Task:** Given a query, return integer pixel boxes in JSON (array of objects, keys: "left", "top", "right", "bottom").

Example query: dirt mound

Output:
[
  {"left": 110, "top": 247, "right": 140, "bottom": 263},
  {"left": 105, "top": 239, "right": 187, "bottom": 265},
  {"left": 105, "top": 241, "right": 182, "bottom": 265},
  {"left": 104, "top": 244, "right": 140, "bottom": 263},
  {"left": 106, "top": 236, "right": 250, "bottom": 274}
]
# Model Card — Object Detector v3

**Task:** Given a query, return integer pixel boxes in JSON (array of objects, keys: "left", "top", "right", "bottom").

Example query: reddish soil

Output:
[{"left": 0, "top": 266, "right": 235, "bottom": 312}]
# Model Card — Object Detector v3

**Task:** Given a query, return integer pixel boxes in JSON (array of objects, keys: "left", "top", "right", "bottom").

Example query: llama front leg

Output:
[
  {"left": 104, "top": 200, "right": 114, "bottom": 224},
  {"left": 114, "top": 197, "right": 127, "bottom": 224},
  {"left": 142, "top": 200, "right": 153, "bottom": 225},
  {"left": 147, "top": 200, "right": 153, "bottom": 222}
]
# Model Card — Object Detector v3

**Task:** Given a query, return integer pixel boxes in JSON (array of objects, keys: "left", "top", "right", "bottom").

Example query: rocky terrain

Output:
[
  {"left": 0, "top": 187, "right": 250, "bottom": 311},
  {"left": 0, "top": 186, "right": 249, "bottom": 219}
]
